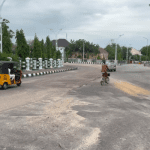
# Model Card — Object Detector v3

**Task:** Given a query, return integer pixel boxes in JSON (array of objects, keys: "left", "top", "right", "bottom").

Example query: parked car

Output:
[{"left": 106, "top": 62, "right": 116, "bottom": 72}]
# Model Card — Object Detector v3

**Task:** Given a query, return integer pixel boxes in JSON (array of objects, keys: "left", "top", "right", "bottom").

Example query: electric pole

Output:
[{"left": 115, "top": 34, "right": 124, "bottom": 64}]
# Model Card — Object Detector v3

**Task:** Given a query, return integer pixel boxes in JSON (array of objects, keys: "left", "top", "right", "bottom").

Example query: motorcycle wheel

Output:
[
  {"left": 101, "top": 80, "right": 104, "bottom": 86},
  {"left": 105, "top": 77, "right": 109, "bottom": 84}
]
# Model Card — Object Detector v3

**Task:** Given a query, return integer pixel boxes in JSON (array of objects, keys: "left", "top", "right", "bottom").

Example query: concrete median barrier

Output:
[{"left": 21, "top": 67, "right": 78, "bottom": 78}]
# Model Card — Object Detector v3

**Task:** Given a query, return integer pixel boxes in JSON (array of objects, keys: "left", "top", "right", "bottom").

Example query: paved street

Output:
[{"left": 0, "top": 64, "right": 150, "bottom": 150}]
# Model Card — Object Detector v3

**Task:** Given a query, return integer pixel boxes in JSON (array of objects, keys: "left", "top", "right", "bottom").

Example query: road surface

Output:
[{"left": 0, "top": 63, "right": 150, "bottom": 150}]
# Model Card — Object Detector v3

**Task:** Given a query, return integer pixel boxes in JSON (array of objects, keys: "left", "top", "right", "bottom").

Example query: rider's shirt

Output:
[{"left": 101, "top": 64, "right": 108, "bottom": 72}]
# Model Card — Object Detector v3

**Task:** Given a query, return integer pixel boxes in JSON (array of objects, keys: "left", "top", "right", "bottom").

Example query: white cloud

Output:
[{"left": 0, "top": 0, "right": 149, "bottom": 50}]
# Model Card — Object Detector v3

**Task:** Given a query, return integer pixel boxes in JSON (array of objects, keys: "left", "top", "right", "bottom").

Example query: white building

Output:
[
  {"left": 52, "top": 39, "right": 70, "bottom": 63},
  {"left": 130, "top": 48, "right": 142, "bottom": 56}
]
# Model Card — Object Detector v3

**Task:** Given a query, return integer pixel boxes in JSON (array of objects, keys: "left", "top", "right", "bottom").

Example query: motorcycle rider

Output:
[{"left": 101, "top": 60, "right": 109, "bottom": 83}]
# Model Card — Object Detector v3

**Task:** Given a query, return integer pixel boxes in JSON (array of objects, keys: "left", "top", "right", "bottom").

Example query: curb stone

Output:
[{"left": 21, "top": 67, "right": 78, "bottom": 78}]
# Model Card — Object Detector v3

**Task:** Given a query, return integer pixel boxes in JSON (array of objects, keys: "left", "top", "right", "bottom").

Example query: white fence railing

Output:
[{"left": 7, "top": 57, "right": 63, "bottom": 71}]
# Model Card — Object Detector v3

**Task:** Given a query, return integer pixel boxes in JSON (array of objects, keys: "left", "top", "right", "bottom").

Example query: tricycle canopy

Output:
[{"left": 0, "top": 61, "right": 20, "bottom": 74}]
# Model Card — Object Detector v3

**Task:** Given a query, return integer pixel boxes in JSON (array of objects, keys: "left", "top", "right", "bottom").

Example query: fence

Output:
[
  {"left": 7, "top": 57, "right": 63, "bottom": 71},
  {"left": 66, "top": 58, "right": 103, "bottom": 64}
]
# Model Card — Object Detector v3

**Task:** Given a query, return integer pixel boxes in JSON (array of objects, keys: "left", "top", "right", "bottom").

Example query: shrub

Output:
[
  {"left": 97, "top": 56, "right": 100, "bottom": 60},
  {"left": 0, "top": 52, "right": 10, "bottom": 61},
  {"left": 77, "top": 55, "right": 81, "bottom": 58},
  {"left": 0, "top": 52, "right": 20, "bottom": 62},
  {"left": 11, "top": 54, "right": 20, "bottom": 62}
]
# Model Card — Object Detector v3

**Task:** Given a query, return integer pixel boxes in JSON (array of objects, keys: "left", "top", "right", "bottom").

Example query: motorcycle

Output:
[{"left": 100, "top": 73, "right": 110, "bottom": 86}]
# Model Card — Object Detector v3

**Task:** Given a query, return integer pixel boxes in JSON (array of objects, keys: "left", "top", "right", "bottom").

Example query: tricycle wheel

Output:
[
  {"left": 17, "top": 81, "right": 21, "bottom": 86},
  {"left": 2, "top": 83, "right": 8, "bottom": 90}
]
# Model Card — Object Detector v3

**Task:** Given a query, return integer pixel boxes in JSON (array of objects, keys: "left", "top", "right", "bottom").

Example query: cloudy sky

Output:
[{"left": 1, "top": 0, "right": 150, "bottom": 50}]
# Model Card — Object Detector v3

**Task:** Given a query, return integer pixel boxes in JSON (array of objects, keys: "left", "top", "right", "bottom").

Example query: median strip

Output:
[{"left": 21, "top": 67, "right": 78, "bottom": 78}]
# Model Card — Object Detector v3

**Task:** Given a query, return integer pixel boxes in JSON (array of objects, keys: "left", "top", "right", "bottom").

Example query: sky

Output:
[{"left": 1, "top": 0, "right": 150, "bottom": 50}]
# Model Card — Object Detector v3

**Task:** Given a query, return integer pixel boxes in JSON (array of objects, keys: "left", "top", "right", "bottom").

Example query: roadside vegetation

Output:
[
  {"left": 0, "top": 19, "right": 62, "bottom": 61},
  {"left": 0, "top": 18, "right": 149, "bottom": 62}
]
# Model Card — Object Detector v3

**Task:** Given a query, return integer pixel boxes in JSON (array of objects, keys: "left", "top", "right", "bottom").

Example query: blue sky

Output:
[{"left": 1, "top": 0, "right": 150, "bottom": 50}]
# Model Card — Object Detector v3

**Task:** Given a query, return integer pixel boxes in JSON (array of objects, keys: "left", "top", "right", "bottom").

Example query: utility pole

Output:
[
  {"left": 50, "top": 29, "right": 62, "bottom": 51},
  {"left": 115, "top": 34, "right": 124, "bottom": 64}
]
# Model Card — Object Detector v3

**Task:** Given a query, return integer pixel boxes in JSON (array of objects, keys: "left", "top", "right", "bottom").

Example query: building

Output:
[
  {"left": 130, "top": 48, "right": 142, "bottom": 56},
  {"left": 98, "top": 47, "right": 109, "bottom": 60},
  {"left": 88, "top": 47, "right": 108, "bottom": 60},
  {"left": 52, "top": 39, "right": 70, "bottom": 62},
  {"left": 70, "top": 47, "right": 109, "bottom": 60}
]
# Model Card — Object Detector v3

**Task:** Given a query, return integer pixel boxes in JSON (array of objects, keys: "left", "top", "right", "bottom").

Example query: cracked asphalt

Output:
[{"left": 0, "top": 63, "right": 150, "bottom": 150}]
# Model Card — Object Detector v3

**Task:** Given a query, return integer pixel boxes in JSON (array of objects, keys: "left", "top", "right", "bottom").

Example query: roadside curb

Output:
[{"left": 22, "top": 67, "right": 78, "bottom": 78}]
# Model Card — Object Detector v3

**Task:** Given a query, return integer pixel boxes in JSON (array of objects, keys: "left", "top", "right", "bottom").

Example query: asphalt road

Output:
[{"left": 0, "top": 63, "right": 150, "bottom": 150}]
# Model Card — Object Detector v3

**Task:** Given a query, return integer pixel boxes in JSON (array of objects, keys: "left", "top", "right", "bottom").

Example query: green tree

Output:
[
  {"left": 45, "top": 36, "right": 51, "bottom": 59},
  {"left": 105, "top": 44, "right": 115, "bottom": 60},
  {"left": 51, "top": 45, "right": 56, "bottom": 58},
  {"left": 118, "top": 53, "right": 122, "bottom": 61},
  {"left": 40, "top": 39, "right": 45, "bottom": 60},
  {"left": 15, "top": 29, "right": 29, "bottom": 61},
  {"left": 11, "top": 53, "right": 20, "bottom": 62},
  {"left": 97, "top": 55, "right": 100, "bottom": 60},
  {"left": 65, "top": 46, "right": 71, "bottom": 61},
  {"left": 128, "top": 47, "right": 132, "bottom": 60},
  {"left": 33, "top": 34, "right": 42, "bottom": 59},
  {"left": 140, "top": 46, "right": 150, "bottom": 60},
  {"left": 56, "top": 50, "right": 62, "bottom": 59},
  {"left": 141, "top": 46, "right": 147, "bottom": 56},
  {"left": 77, "top": 55, "right": 81, "bottom": 58},
  {"left": 141, "top": 55, "right": 146, "bottom": 61},
  {"left": 2, "top": 19, "right": 14, "bottom": 55},
  {"left": 0, "top": 52, "right": 10, "bottom": 61},
  {"left": 87, "top": 52, "right": 89, "bottom": 59},
  {"left": 27, "top": 39, "right": 34, "bottom": 58},
  {"left": 121, "top": 46, "right": 127, "bottom": 60},
  {"left": 66, "top": 39, "right": 99, "bottom": 59}
]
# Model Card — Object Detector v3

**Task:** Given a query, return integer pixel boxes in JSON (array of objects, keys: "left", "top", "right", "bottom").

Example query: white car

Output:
[{"left": 106, "top": 62, "right": 116, "bottom": 72}]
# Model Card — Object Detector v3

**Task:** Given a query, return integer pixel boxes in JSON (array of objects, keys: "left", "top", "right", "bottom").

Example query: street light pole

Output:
[
  {"left": 50, "top": 29, "right": 62, "bottom": 51},
  {"left": 115, "top": 34, "right": 124, "bottom": 64},
  {"left": 0, "top": 0, "right": 6, "bottom": 53}
]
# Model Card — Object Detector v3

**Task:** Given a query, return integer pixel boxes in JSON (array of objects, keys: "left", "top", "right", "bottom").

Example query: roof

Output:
[
  {"left": 0, "top": 61, "right": 19, "bottom": 73},
  {"left": 130, "top": 48, "right": 142, "bottom": 56},
  {"left": 52, "top": 39, "right": 70, "bottom": 47},
  {"left": 99, "top": 47, "right": 108, "bottom": 54}
]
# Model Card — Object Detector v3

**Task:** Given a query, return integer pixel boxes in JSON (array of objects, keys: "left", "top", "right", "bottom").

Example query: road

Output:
[{"left": 0, "top": 64, "right": 150, "bottom": 150}]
